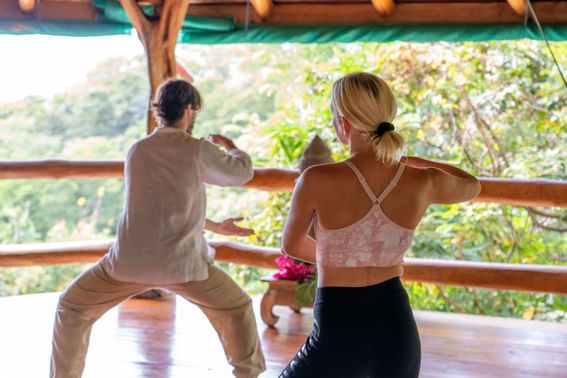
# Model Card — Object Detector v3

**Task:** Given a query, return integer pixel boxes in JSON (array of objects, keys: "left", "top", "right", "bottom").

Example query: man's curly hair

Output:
[{"left": 151, "top": 79, "right": 203, "bottom": 126}]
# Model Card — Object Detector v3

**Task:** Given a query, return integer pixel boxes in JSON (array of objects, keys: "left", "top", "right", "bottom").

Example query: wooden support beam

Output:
[
  {"left": 1, "top": 240, "right": 566, "bottom": 295},
  {"left": 371, "top": 0, "right": 395, "bottom": 18},
  {"left": 118, "top": 0, "right": 190, "bottom": 134},
  {"left": 506, "top": 0, "right": 526, "bottom": 16},
  {"left": 1, "top": 160, "right": 567, "bottom": 208},
  {"left": 251, "top": 0, "right": 273, "bottom": 19}
]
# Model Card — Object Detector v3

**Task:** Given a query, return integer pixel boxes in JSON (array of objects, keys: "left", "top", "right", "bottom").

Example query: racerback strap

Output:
[{"left": 344, "top": 161, "right": 405, "bottom": 204}]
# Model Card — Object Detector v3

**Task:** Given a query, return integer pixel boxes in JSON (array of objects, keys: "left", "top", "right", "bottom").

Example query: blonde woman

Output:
[{"left": 280, "top": 72, "right": 481, "bottom": 377}]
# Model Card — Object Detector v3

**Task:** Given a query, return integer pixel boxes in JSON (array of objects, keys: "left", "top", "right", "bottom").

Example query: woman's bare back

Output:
[{"left": 309, "top": 155, "right": 432, "bottom": 287}]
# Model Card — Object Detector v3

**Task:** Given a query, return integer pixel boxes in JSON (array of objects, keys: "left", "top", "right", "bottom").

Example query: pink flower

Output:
[{"left": 273, "top": 256, "right": 316, "bottom": 283}]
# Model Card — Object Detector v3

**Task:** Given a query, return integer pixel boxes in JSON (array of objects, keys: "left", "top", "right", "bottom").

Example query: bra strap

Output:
[
  {"left": 376, "top": 163, "right": 406, "bottom": 203},
  {"left": 344, "top": 161, "right": 379, "bottom": 204}
]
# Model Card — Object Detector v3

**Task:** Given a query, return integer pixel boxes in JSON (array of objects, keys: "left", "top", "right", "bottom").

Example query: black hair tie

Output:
[{"left": 374, "top": 122, "right": 395, "bottom": 138}]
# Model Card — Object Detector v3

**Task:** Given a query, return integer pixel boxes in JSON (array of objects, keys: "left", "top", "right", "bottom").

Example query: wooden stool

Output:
[{"left": 260, "top": 277, "right": 311, "bottom": 327}]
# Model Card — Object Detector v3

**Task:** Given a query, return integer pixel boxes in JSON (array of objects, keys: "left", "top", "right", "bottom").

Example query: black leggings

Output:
[{"left": 280, "top": 277, "right": 421, "bottom": 378}]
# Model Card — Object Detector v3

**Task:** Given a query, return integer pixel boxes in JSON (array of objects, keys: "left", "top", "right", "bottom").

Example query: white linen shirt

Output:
[{"left": 101, "top": 127, "right": 253, "bottom": 284}]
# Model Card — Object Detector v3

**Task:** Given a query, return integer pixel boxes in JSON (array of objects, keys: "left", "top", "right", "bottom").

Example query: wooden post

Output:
[{"left": 118, "top": 0, "right": 190, "bottom": 134}]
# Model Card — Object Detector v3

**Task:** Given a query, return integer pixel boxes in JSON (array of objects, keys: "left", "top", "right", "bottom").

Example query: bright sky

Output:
[{"left": 0, "top": 34, "right": 144, "bottom": 103}]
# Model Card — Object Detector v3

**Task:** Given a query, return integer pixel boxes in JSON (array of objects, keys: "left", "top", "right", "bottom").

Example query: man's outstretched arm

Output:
[{"left": 204, "top": 217, "right": 254, "bottom": 236}]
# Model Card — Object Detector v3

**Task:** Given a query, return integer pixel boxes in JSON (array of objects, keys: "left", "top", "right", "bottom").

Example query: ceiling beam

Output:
[
  {"left": 0, "top": 0, "right": 97, "bottom": 20},
  {"left": 186, "top": 2, "right": 567, "bottom": 25},
  {"left": 135, "top": 0, "right": 276, "bottom": 18},
  {"left": 2, "top": 1, "right": 566, "bottom": 25},
  {"left": 371, "top": 0, "right": 395, "bottom": 18}
]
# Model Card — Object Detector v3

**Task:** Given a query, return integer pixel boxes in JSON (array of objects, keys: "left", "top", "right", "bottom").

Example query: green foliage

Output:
[
  {"left": 0, "top": 265, "right": 87, "bottom": 296},
  {"left": 0, "top": 41, "right": 565, "bottom": 323},
  {"left": 244, "top": 41, "right": 566, "bottom": 322},
  {"left": 296, "top": 278, "right": 317, "bottom": 308},
  {"left": 41, "top": 58, "right": 149, "bottom": 140},
  {"left": 404, "top": 283, "right": 567, "bottom": 322}
]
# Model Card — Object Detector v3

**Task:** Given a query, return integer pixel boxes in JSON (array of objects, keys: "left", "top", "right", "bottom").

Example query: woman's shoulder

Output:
[
  {"left": 396, "top": 164, "right": 434, "bottom": 195},
  {"left": 296, "top": 162, "right": 346, "bottom": 192},
  {"left": 302, "top": 161, "right": 349, "bottom": 180},
  {"left": 402, "top": 163, "right": 431, "bottom": 178}
]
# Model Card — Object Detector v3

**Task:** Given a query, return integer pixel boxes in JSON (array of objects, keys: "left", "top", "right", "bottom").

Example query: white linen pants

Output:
[{"left": 50, "top": 261, "right": 265, "bottom": 378}]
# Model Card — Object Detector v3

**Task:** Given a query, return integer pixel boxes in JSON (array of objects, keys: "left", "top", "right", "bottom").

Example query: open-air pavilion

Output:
[{"left": 1, "top": 0, "right": 567, "bottom": 376}]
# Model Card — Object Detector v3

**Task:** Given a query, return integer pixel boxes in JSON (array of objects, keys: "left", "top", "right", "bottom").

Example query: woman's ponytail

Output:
[{"left": 331, "top": 72, "right": 405, "bottom": 166}]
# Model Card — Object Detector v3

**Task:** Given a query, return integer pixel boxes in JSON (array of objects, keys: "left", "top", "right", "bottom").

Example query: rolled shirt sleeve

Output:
[{"left": 199, "top": 140, "right": 254, "bottom": 186}]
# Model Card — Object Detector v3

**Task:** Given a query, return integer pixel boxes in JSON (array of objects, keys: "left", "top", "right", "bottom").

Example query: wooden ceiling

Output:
[{"left": 2, "top": 0, "right": 567, "bottom": 27}]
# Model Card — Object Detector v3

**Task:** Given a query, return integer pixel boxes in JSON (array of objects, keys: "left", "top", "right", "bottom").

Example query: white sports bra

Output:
[{"left": 315, "top": 161, "right": 415, "bottom": 268}]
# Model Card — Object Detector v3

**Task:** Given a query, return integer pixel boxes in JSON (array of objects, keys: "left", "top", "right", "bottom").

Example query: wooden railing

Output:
[
  {"left": 1, "top": 240, "right": 566, "bottom": 295},
  {"left": 1, "top": 160, "right": 567, "bottom": 207},
  {"left": 1, "top": 159, "right": 566, "bottom": 298}
]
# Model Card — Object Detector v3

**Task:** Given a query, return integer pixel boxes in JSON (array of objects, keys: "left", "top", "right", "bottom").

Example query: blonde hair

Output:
[{"left": 331, "top": 72, "right": 405, "bottom": 166}]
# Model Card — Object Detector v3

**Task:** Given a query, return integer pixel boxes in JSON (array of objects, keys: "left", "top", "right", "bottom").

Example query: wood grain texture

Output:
[
  {"left": 2, "top": 1, "right": 566, "bottom": 24},
  {"left": 0, "top": 292, "right": 565, "bottom": 377},
  {"left": 185, "top": 2, "right": 567, "bottom": 24}
]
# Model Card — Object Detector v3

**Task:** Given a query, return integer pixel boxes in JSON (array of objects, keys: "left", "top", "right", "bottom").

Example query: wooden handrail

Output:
[
  {"left": 1, "top": 240, "right": 566, "bottom": 295},
  {"left": 1, "top": 160, "right": 566, "bottom": 207},
  {"left": 0, "top": 160, "right": 124, "bottom": 179},
  {"left": 402, "top": 258, "right": 567, "bottom": 295},
  {"left": 0, "top": 240, "right": 112, "bottom": 266}
]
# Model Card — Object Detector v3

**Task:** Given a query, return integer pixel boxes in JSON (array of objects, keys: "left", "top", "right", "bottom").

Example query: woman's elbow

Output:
[{"left": 281, "top": 240, "right": 298, "bottom": 258}]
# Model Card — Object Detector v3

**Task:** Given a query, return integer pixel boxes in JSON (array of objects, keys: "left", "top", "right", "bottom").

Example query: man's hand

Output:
[
  {"left": 206, "top": 217, "right": 254, "bottom": 236},
  {"left": 207, "top": 134, "right": 237, "bottom": 151}
]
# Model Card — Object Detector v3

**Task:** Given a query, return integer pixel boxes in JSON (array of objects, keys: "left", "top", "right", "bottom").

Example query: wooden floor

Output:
[{"left": 1, "top": 293, "right": 566, "bottom": 378}]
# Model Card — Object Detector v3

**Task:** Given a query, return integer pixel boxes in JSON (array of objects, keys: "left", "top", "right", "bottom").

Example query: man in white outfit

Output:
[{"left": 50, "top": 78, "right": 266, "bottom": 378}]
